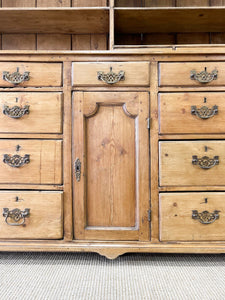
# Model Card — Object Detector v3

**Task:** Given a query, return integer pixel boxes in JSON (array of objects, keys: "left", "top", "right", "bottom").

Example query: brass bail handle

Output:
[
  {"left": 3, "top": 208, "right": 30, "bottom": 226},
  {"left": 97, "top": 66, "right": 125, "bottom": 84},
  {"left": 2, "top": 67, "right": 30, "bottom": 85}
]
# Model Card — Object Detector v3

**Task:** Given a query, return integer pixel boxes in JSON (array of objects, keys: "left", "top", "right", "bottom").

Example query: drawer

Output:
[
  {"left": 159, "top": 93, "right": 225, "bottom": 134},
  {"left": 159, "top": 141, "right": 225, "bottom": 186},
  {"left": 72, "top": 62, "right": 150, "bottom": 86},
  {"left": 0, "top": 139, "right": 62, "bottom": 184},
  {"left": 0, "top": 191, "right": 63, "bottom": 239},
  {"left": 0, "top": 62, "right": 62, "bottom": 87},
  {"left": 160, "top": 192, "right": 225, "bottom": 241},
  {"left": 0, "top": 92, "right": 63, "bottom": 133},
  {"left": 159, "top": 62, "right": 225, "bottom": 86}
]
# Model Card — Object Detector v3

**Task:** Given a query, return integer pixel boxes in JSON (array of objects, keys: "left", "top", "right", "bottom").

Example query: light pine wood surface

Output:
[{"left": 0, "top": 191, "right": 63, "bottom": 239}]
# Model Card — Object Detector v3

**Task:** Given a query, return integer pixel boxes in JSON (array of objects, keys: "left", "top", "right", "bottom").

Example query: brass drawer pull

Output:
[
  {"left": 2, "top": 67, "right": 30, "bottom": 85},
  {"left": 191, "top": 105, "right": 218, "bottom": 119},
  {"left": 192, "top": 210, "right": 220, "bottom": 224},
  {"left": 192, "top": 155, "right": 219, "bottom": 169},
  {"left": 190, "top": 67, "right": 218, "bottom": 83},
  {"left": 3, "top": 208, "right": 30, "bottom": 226},
  {"left": 3, "top": 154, "right": 30, "bottom": 168},
  {"left": 3, "top": 104, "right": 30, "bottom": 119},
  {"left": 97, "top": 67, "right": 125, "bottom": 84},
  {"left": 75, "top": 158, "right": 81, "bottom": 182}
]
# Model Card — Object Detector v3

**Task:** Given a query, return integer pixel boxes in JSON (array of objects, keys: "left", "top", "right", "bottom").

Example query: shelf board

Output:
[
  {"left": 115, "top": 7, "right": 225, "bottom": 33},
  {"left": 0, "top": 8, "right": 109, "bottom": 34}
]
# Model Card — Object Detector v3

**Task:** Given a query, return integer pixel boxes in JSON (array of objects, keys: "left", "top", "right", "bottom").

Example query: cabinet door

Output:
[{"left": 73, "top": 92, "right": 150, "bottom": 241}]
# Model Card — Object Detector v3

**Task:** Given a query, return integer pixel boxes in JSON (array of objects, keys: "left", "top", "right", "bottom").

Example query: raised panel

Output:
[
  {"left": 73, "top": 92, "right": 150, "bottom": 241},
  {"left": 86, "top": 105, "right": 136, "bottom": 227}
]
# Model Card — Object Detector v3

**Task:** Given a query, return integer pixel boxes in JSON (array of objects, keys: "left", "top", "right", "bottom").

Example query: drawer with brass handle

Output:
[
  {"left": 159, "top": 62, "right": 225, "bottom": 86},
  {"left": 0, "top": 139, "right": 62, "bottom": 184},
  {"left": 159, "top": 93, "right": 225, "bottom": 134},
  {"left": 0, "top": 191, "right": 63, "bottom": 239},
  {"left": 0, "top": 92, "right": 63, "bottom": 133},
  {"left": 159, "top": 141, "right": 225, "bottom": 186},
  {"left": 72, "top": 62, "right": 150, "bottom": 86},
  {"left": 0, "top": 63, "right": 62, "bottom": 87},
  {"left": 160, "top": 192, "right": 225, "bottom": 241}
]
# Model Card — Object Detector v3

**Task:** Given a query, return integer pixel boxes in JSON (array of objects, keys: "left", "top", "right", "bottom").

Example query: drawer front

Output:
[
  {"left": 0, "top": 191, "right": 63, "bottom": 239},
  {"left": 159, "top": 62, "right": 225, "bottom": 86},
  {"left": 160, "top": 192, "right": 225, "bottom": 241},
  {"left": 0, "top": 63, "right": 62, "bottom": 87},
  {"left": 159, "top": 93, "right": 225, "bottom": 134},
  {"left": 72, "top": 62, "right": 150, "bottom": 86},
  {"left": 159, "top": 141, "right": 225, "bottom": 186},
  {"left": 0, "top": 92, "right": 63, "bottom": 133},
  {"left": 0, "top": 139, "right": 62, "bottom": 184}
]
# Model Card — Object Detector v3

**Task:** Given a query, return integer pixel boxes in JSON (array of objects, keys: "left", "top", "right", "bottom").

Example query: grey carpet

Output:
[{"left": 0, "top": 252, "right": 224, "bottom": 300}]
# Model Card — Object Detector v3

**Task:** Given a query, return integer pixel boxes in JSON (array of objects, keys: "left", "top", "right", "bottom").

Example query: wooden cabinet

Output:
[
  {"left": 1, "top": 1, "right": 225, "bottom": 258},
  {"left": 73, "top": 92, "right": 150, "bottom": 241}
]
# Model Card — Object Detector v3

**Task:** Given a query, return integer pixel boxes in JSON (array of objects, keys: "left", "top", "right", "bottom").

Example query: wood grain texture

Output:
[
  {"left": 160, "top": 192, "right": 225, "bottom": 241},
  {"left": 0, "top": 139, "right": 62, "bottom": 184},
  {"left": 144, "top": 0, "right": 175, "bottom": 6},
  {"left": 72, "top": 62, "right": 150, "bottom": 86},
  {"left": 144, "top": 33, "right": 175, "bottom": 44},
  {"left": 62, "top": 61, "right": 73, "bottom": 241},
  {"left": 159, "top": 141, "right": 225, "bottom": 186},
  {"left": 0, "top": 62, "right": 62, "bottom": 87},
  {"left": 73, "top": 34, "right": 108, "bottom": 51},
  {"left": 176, "top": 33, "right": 210, "bottom": 44},
  {"left": 72, "top": 0, "right": 107, "bottom": 6},
  {"left": 211, "top": 33, "right": 225, "bottom": 43},
  {"left": 91, "top": 34, "right": 108, "bottom": 50},
  {"left": 37, "top": 0, "right": 71, "bottom": 6},
  {"left": 2, "top": 0, "right": 35, "bottom": 7},
  {"left": 159, "top": 62, "right": 225, "bottom": 86},
  {"left": 115, "top": 8, "right": 225, "bottom": 34},
  {"left": 73, "top": 92, "right": 149, "bottom": 241},
  {"left": 2, "top": 34, "right": 36, "bottom": 50},
  {"left": 210, "top": 0, "right": 225, "bottom": 5},
  {"left": 0, "top": 191, "right": 63, "bottom": 239},
  {"left": 115, "top": 0, "right": 142, "bottom": 6},
  {"left": 0, "top": 9, "right": 109, "bottom": 34},
  {"left": 176, "top": 0, "right": 209, "bottom": 6},
  {"left": 0, "top": 92, "right": 63, "bottom": 133},
  {"left": 86, "top": 105, "right": 136, "bottom": 227},
  {"left": 159, "top": 92, "right": 225, "bottom": 134},
  {"left": 37, "top": 34, "right": 71, "bottom": 50},
  {"left": 72, "top": 35, "right": 91, "bottom": 50}
]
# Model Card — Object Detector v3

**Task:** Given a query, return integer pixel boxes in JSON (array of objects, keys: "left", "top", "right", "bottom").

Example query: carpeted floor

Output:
[{"left": 0, "top": 252, "right": 224, "bottom": 300}]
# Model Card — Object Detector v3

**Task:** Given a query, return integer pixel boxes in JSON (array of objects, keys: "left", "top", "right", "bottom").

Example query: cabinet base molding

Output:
[{"left": 0, "top": 242, "right": 225, "bottom": 259}]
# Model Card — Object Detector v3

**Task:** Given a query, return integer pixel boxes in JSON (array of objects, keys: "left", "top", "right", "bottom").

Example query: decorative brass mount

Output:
[
  {"left": 192, "top": 155, "right": 219, "bottom": 169},
  {"left": 191, "top": 105, "right": 218, "bottom": 119},
  {"left": 97, "top": 67, "right": 125, "bottom": 84},
  {"left": 3, "top": 154, "right": 30, "bottom": 168},
  {"left": 192, "top": 210, "right": 220, "bottom": 224},
  {"left": 3, "top": 104, "right": 30, "bottom": 119},
  {"left": 2, "top": 67, "right": 30, "bottom": 85},
  {"left": 190, "top": 67, "right": 218, "bottom": 83},
  {"left": 3, "top": 208, "right": 30, "bottom": 226},
  {"left": 75, "top": 158, "right": 81, "bottom": 182}
]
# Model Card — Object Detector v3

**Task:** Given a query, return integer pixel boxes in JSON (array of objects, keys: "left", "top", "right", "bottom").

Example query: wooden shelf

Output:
[
  {"left": 0, "top": 8, "right": 109, "bottom": 34},
  {"left": 115, "top": 7, "right": 225, "bottom": 33}
]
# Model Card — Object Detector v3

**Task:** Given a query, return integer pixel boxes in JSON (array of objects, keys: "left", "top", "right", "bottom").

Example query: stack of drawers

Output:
[
  {"left": 0, "top": 62, "right": 63, "bottom": 239},
  {"left": 158, "top": 62, "right": 225, "bottom": 241}
]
